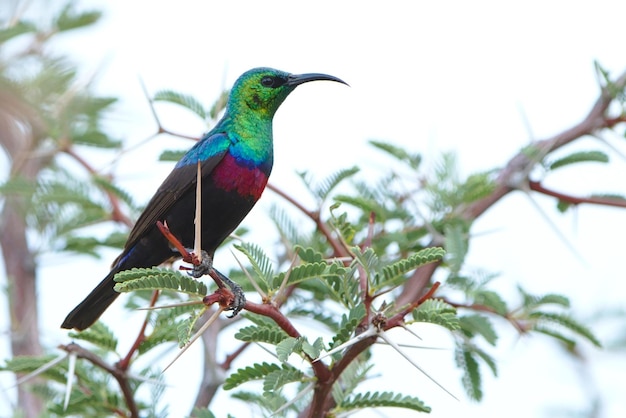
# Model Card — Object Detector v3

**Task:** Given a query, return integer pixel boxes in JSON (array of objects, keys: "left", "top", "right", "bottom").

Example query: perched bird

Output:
[{"left": 62, "top": 67, "right": 346, "bottom": 330}]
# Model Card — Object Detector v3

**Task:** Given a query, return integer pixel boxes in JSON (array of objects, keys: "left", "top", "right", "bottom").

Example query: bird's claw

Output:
[
  {"left": 211, "top": 268, "right": 246, "bottom": 318},
  {"left": 186, "top": 250, "right": 212, "bottom": 278}
]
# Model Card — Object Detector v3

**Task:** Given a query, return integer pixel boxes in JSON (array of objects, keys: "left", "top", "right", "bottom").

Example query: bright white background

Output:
[{"left": 2, "top": 1, "right": 626, "bottom": 417}]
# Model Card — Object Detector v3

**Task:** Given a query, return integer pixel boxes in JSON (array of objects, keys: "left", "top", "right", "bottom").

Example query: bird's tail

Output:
[{"left": 61, "top": 269, "right": 121, "bottom": 331}]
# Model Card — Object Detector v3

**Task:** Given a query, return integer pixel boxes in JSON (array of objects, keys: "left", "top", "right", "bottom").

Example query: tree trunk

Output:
[{"left": 0, "top": 88, "right": 46, "bottom": 417}]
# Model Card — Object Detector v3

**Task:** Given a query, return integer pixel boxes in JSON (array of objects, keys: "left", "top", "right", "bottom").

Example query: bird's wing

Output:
[{"left": 121, "top": 133, "right": 231, "bottom": 255}]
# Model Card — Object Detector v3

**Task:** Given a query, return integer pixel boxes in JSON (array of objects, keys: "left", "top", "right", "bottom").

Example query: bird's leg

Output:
[{"left": 208, "top": 268, "right": 246, "bottom": 318}]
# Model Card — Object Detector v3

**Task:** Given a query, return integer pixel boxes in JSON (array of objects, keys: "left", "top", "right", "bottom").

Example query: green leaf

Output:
[
  {"left": 529, "top": 311, "right": 601, "bottom": 347},
  {"left": 369, "top": 140, "right": 422, "bottom": 169},
  {"left": 263, "top": 367, "right": 305, "bottom": 393},
  {"left": 0, "top": 21, "right": 37, "bottom": 43},
  {"left": 556, "top": 199, "right": 572, "bottom": 213},
  {"left": 314, "top": 166, "right": 360, "bottom": 200},
  {"left": 113, "top": 268, "right": 208, "bottom": 297},
  {"left": 329, "top": 207, "right": 356, "bottom": 244},
  {"left": 272, "top": 261, "right": 341, "bottom": 288},
  {"left": 159, "top": 149, "right": 187, "bottom": 162},
  {"left": 519, "top": 287, "right": 570, "bottom": 309},
  {"left": 444, "top": 223, "right": 468, "bottom": 274},
  {"left": 412, "top": 299, "right": 459, "bottom": 331},
  {"left": 231, "top": 390, "right": 287, "bottom": 414},
  {"left": 138, "top": 321, "right": 180, "bottom": 354},
  {"left": 91, "top": 176, "right": 136, "bottom": 209},
  {"left": 455, "top": 346, "right": 482, "bottom": 401},
  {"left": 56, "top": 4, "right": 101, "bottom": 31},
  {"left": 71, "top": 129, "right": 121, "bottom": 149},
  {"left": 461, "top": 171, "right": 497, "bottom": 203},
  {"left": 339, "top": 391, "right": 430, "bottom": 413},
  {"left": 68, "top": 322, "right": 118, "bottom": 352},
  {"left": 176, "top": 317, "right": 194, "bottom": 347},
  {"left": 153, "top": 90, "right": 207, "bottom": 120},
  {"left": 235, "top": 325, "right": 289, "bottom": 345},
  {"left": 189, "top": 408, "right": 216, "bottom": 418},
  {"left": 332, "top": 360, "right": 373, "bottom": 404},
  {"left": 459, "top": 314, "right": 498, "bottom": 346},
  {"left": 474, "top": 290, "right": 508, "bottom": 315},
  {"left": 472, "top": 345, "right": 498, "bottom": 377},
  {"left": 269, "top": 205, "right": 307, "bottom": 245},
  {"left": 534, "top": 326, "right": 577, "bottom": 350},
  {"left": 377, "top": 247, "right": 445, "bottom": 290},
  {"left": 276, "top": 337, "right": 299, "bottom": 362},
  {"left": 2, "top": 355, "right": 69, "bottom": 384},
  {"left": 294, "top": 245, "right": 325, "bottom": 263},
  {"left": 334, "top": 194, "right": 386, "bottom": 217},
  {"left": 549, "top": 150, "right": 609, "bottom": 170},
  {"left": 234, "top": 242, "right": 274, "bottom": 288},
  {"left": 208, "top": 90, "right": 229, "bottom": 120},
  {"left": 331, "top": 304, "right": 367, "bottom": 348},
  {"left": 223, "top": 362, "right": 282, "bottom": 390},
  {"left": 301, "top": 337, "right": 324, "bottom": 359}
]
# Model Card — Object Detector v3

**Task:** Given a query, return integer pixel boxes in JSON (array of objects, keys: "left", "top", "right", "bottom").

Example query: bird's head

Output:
[{"left": 227, "top": 67, "right": 347, "bottom": 120}]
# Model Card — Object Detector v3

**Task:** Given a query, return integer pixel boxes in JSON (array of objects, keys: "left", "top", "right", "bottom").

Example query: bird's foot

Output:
[
  {"left": 184, "top": 249, "right": 213, "bottom": 278},
  {"left": 209, "top": 268, "right": 246, "bottom": 318}
]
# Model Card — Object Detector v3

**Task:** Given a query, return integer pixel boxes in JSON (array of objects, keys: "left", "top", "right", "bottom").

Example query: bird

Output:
[{"left": 62, "top": 67, "right": 347, "bottom": 330}]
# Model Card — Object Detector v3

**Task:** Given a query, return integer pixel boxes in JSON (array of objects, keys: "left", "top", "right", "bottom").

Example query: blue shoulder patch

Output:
[{"left": 176, "top": 132, "right": 231, "bottom": 167}]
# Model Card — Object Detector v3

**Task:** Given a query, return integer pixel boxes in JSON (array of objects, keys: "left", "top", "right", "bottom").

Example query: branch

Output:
[
  {"left": 59, "top": 343, "right": 139, "bottom": 418},
  {"left": 464, "top": 68, "right": 626, "bottom": 221},
  {"left": 244, "top": 301, "right": 331, "bottom": 382},
  {"left": 61, "top": 145, "right": 133, "bottom": 227},
  {"left": 398, "top": 69, "right": 626, "bottom": 305},
  {"left": 529, "top": 180, "right": 626, "bottom": 208},
  {"left": 267, "top": 183, "right": 351, "bottom": 258},
  {"left": 117, "top": 290, "right": 160, "bottom": 371}
]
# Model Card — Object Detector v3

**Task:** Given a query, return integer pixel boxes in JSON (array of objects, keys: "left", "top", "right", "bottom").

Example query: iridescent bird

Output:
[{"left": 62, "top": 67, "right": 346, "bottom": 330}]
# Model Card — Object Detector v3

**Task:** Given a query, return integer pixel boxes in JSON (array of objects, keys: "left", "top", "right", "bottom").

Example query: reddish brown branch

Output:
[
  {"left": 267, "top": 183, "right": 350, "bottom": 258},
  {"left": 529, "top": 180, "right": 626, "bottom": 208},
  {"left": 386, "top": 281, "right": 441, "bottom": 330},
  {"left": 62, "top": 146, "right": 133, "bottom": 227},
  {"left": 118, "top": 290, "right": 160, "bottom": 371},
  {"left": 60, "top": 343, "right": 139, "bottom": 418},
  {"left": 156, "top": 221, "right": 191, "bottom": 260},
  {"left": 398, "top": 70, "right": 626, "bottom": 306},
  {"left": 220, "top": 342, "right": 250, "bottom": 370},
  {"left": 244, "top": 301, "right": 331, "bottom": 382}
]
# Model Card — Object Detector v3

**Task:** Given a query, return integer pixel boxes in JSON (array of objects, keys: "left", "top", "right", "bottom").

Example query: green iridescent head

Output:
[{"left": 227, "top": 67, "right": 347, "bottom": 120}]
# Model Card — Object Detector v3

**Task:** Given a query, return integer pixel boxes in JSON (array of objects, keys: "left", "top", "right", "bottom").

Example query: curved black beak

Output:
[{"left": 287, "top": 72, "right": 349, "bottom": 87}]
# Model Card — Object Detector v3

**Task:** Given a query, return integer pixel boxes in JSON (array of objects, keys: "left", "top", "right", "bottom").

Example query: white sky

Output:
[{"left": 2, "top": 0, "right": 626, "bottom": 417}]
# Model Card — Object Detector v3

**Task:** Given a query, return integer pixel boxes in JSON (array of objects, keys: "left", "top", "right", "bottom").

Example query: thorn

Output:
[
  {"left": 378, "top": 331, "right": 458, "bottom": 400},
  {"left": 271, "top": 382, "right": 314, "bottom": 416},
  {"left": 163, "top": 307, "right": 223, "bottom": 373},
  {"left": 400, "top": 323, "right": 423, "bottom": 341},
  {"left": 136, "top": 299, "right": 204, "bottom": 310},
  {"left": 64, "top": 352, "right": 77, "bottom": 411},
  {"left": 276, "top": 250, "right": 300, "bottom": 302},
  {"left": 230, "top": 249, "right": 266, "bottom": 299},
  {"left": 314, "top": 327, "right": 378, "bottom": 362},
  {"left": 12, "top": 352, "right": 68, "bottom": 387},
  {"left": 522, "top": 189, "right": 586, "bottom": 263}
]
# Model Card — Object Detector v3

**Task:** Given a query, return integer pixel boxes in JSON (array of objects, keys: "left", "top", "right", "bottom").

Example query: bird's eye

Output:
[{"left": 261, "top": 76, "right": 275, "bottom": 87}]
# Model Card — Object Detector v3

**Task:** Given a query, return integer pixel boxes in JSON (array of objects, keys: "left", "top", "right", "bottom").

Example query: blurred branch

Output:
[
  {"left": 398, "top": 69, "right": 626, "bottom": 305},
  {"left": 528, "top": 180, "right": 626, "bottom": 208}
]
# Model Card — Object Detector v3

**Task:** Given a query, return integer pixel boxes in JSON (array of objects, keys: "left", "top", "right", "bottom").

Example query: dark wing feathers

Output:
[{"left": 120, "top": 139, "right": 229, "bottom": 256}]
